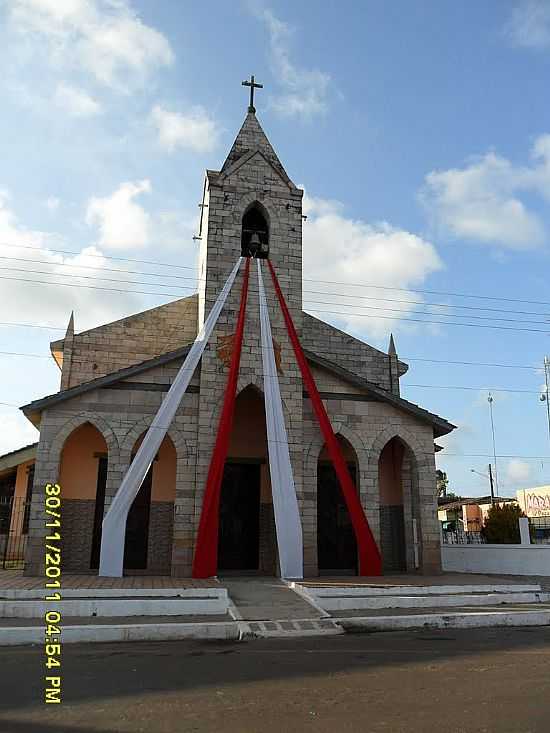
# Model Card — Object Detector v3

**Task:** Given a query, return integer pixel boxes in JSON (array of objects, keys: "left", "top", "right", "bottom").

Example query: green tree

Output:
[
  {"left": 481, "top": 503, "right": 526, "bottom": 544},
  {"left": 436, "top": 469, "right": 449, "bottom": 498}
]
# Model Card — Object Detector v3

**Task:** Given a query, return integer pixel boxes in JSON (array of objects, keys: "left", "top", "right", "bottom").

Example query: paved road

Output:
[{"left": 1, "top": 628, "right": 550, "bottom": 733}]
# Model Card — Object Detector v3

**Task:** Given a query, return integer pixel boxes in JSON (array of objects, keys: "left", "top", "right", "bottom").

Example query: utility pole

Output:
[
  {"left": 544, "top": 356, "right": 550, "bottom": 447},
  {"left": 488, "top": 393, "right": 498, "bottom": 494},
  {"left": 488, "top": 463, "right": 495, "bottom": 504}
]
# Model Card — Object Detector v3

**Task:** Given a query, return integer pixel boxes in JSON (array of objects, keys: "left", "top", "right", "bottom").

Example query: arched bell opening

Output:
[{"left": 241, "top": 202, "right": 270, "bottom": 258}]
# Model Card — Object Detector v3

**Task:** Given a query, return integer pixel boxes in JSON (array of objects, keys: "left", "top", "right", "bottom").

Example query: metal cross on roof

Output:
[{"left": 242, "top": 74, "right": 263, "bottom": 113}]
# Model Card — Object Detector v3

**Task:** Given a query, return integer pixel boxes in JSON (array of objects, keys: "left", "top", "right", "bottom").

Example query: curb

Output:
[
  {"left": 0, "top": 621, "right": 240, "bottom": 647},
  {"left": 338, "top": 609, "right": 550, "bottom": 633}
]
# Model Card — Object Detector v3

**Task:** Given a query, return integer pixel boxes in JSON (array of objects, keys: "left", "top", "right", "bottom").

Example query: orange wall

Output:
[
  {"left": 133, "top": 433, "right": 176, "bottom": 502},
  {"left": 227, "top": 387, "right": 271, "bottom": 502},
  {"left": 59, "top": 423, "right": 107, "bottom": 500},
  {"left": 14, "top": 460, "right": 34, "bottom": 499},
  {"left": 379, "top": 439, "right": 405, "bottom": 506},
  {"left": 228, "top": 388, "right": 268, "bottom": 459}
]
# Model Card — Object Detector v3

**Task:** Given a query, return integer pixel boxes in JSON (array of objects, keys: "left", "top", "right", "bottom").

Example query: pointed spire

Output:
[
  {"left": 220, "top": 111, "right": 293, "bottom": 186},
  {"left": 388, "top": 332, "right": 397, "bottom": 356},
  {"left": 65, "top": 311, "right": 75, "bottom": 340}
]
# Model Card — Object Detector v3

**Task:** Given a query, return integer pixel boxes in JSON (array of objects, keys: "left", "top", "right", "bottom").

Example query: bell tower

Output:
[{"left": 183, "top": 82, "right": 305, "bottom": 577}]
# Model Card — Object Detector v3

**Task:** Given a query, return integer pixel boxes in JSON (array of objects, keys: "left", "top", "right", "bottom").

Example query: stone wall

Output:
[
  {"left": 60, "top": 499, "right": 96, "bottom": 573},
  {"left": 54, "top": 295, "right": 199, "bottom": 390}
]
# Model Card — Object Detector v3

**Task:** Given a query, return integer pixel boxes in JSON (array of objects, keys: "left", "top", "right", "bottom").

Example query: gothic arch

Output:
[
  {"left": 304, "top": 421, "right": 368, "bottom": 483},
  {"left": 119, "top": 416, "right": 187, "bottom": 460},
  {"left": 49, "top": 411, "right": 120, "bottom": 470},
  {"left": 368, "top": 426, "right": 431, "bottom": 472},
  {"left": 234, "top": 191, "right": 278, "bottom": 227}
]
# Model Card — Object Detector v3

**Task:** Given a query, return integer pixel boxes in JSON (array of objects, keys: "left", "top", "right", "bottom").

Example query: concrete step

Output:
[
  {"left": 0, "top": 591, "right": 229, "bottom": 618},
  {"left": 316, "top": 591, "right": 547, "bottom": 612},
  {"left": 302, "top": 583, "right": 542, "bottom": 598},
  {"left": 338, "top": 606, "right": 550, "bottom": 632},
  {"left": 0, "top": 616, "right": 344, "bottom": 646},
  {"left": 0, "top": 620, "right": 240, "bottom": 646},
  {"left": 0, "top": 587, "right": 226, "bottom": 600}
]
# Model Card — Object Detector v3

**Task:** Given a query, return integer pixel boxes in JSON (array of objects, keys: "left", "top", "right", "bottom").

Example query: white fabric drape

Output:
[
  {"left": 257, "top": 260, "right": 303, "bottom": 579},
  {"left": 99, "top": 257, "right": 244, "bottom": 577}
]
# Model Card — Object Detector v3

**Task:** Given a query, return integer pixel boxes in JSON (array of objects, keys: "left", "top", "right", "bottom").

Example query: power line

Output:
[
  {"left": 3, "top": 252, "right": 550, "bottom": 320},
  {"left": 2, "top": 272, "right": 550, "bottom": 334},
  {"left": 0, "top": 349, "right": 543, "bottom": 396},
  {"left": 305, "top": 306, "right": 550, "bottom": 334},
  {"left": 0, "top": 265, "right": 194, "bottom": 293},
  {"left": 0, "top": 321, "right": 544, "bottom": 371},
  {"left": 4, "top": 242, "right": 550, "bottom": 308},
  {"left": 0, "top": 274, "right": 185, "bottom": 299},
  {"left": 304, "top": 298, "right": 550, "bottom": 327},
  {"left": 0, "top": 255, "right": 200, "bottom": 284}
]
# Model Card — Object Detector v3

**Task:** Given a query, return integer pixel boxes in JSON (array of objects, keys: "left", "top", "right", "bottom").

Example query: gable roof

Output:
[
  {"left": 20, "top": 339, "right": 455, "bottom": 438},
  {"left": 305, "top": 350, "right": 455, "bottom": 438},
  {"left": 21, "top": 345, "right": 192, "bottom": 425}
]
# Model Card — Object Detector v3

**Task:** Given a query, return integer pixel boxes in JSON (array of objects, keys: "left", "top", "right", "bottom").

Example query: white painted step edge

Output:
[
  {"left": 0, "top": 598, "right": 228, "bottom": 619},
  {"left": 338, "top": 609, "right": 550, "bottom": 631},
  {"left": 318, "top": 591, "right": 547, "bottom": 611},
  {"left": 303, "top": 584, "right": 542, "bottom": 598},
  {"left": 0, "top": 588, "right": 228, "bottom": 600},
  {"left": 0, "top": 621, "right": 240, "bottom": 646}
]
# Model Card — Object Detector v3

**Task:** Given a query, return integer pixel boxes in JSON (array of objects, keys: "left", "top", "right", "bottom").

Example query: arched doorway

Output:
[
  {"left": 218, "top": 385, "right": 276, "bottom": 574},
  {"left": 125, "top": 433, "right": 176, "bottom": 572},
  {"left": 58, "top": 422, "right": 108, "bottom": 571},
  {"left": 378, "top": 438, "right": 407, "bottom": 572},
  {"left": 317, "top": 435, "right": 358, "bottom": 575}
]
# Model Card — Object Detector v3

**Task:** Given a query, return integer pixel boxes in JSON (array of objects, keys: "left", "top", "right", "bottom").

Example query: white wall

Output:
[{"left": 442, "top": 544, "right": 550, "bottom": 576}]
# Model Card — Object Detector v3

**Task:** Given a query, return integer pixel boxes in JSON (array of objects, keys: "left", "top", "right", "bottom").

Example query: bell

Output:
[{"left": 248, "top": 232, "right": 261, "bottom": 257}]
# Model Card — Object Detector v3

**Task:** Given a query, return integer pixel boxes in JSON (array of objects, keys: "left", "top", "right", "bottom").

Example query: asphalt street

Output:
[{"left": 1, "top": 627, "right": 550, "bottom": 733}]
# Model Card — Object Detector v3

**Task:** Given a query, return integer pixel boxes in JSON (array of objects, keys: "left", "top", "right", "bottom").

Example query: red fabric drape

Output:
[
  {"left": 192, "top": 258, "right": 250, "bottom": 578},
  {"left": 267, "top": 260, "right": 382, "bottom": 576}
]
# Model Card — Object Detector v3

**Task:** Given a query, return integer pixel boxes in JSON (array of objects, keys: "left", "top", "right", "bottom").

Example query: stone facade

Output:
[{"left": 22, "top": 109, "right": 454, "bottom": 578}]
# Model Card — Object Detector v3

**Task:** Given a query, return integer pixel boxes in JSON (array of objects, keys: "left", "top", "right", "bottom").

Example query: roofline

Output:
[
  {"left": 304, "top": 349, "right": 456, "bottom": 437},
  {"left": 0, "top": 443, "right": 38, "bottom": 473},
  {"left": 19, "top": 341, "right": 455, "bottom": 439},
  {"left": 20, "top": 345, "right": 193, "bottom": 420}
]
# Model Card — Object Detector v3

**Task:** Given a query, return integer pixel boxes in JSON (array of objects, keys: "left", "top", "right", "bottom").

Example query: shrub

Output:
[{"left": 481, "top": 503, "right": 526, "bottom": 544}]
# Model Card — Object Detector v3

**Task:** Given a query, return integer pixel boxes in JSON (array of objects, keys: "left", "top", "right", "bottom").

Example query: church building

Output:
[{"left": 17, "top": 90, "right": 455, "bottom": 578}]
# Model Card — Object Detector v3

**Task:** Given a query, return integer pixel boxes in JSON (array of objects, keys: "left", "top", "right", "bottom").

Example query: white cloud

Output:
[
  {"left": 422, "top": 135, "right": 550, "bottom": 249},
  {"left": 54, "top": 82, "right": 102, "bottom": 117},
  {"left": 302, "top": 192, "right": 443, "bottom": 338},
  {"left": 151, "top": 105, "right": 221, "bottom": 153},
  {"left": 506, "top": 459, "right": 532, "bottom": 485},
  {"left": 0, "top": 409, "right": 39, "bottom": 456},
  {"left": 45, "top": 197, "right": 60, "bottom": 212},
  {"left": 505, "top": 1, "right": 550, "bottom": 50},
  {"left": 0, "top": 189, "right": 142, "bottom": 330},
  {"left": 254, "top": 8, "right": 330, "bottom": 119},
  {"left": 86, "top": 179, "right": 152, "bottom": 250},
  {"left": 9, "top": 0, "right": 174, "bottom": 88}
]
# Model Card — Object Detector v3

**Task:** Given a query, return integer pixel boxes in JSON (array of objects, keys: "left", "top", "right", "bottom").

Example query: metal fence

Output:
[
  {"left": 0, "top": 496, "right": 31, "bottom": 569},
  {"left": 442, "top": 529, "right": 487, "bottom": 545},
  {"left": 529, "top": 517, "right": 550, "bottom": 545}
]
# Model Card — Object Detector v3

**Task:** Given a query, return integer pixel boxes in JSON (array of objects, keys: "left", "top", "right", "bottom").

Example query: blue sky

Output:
[{"left": 1, "top": 0, "right": 550, "bottom": 498}]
